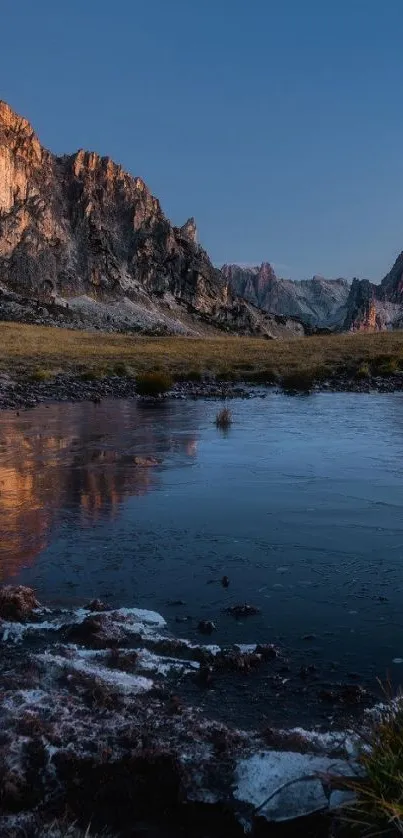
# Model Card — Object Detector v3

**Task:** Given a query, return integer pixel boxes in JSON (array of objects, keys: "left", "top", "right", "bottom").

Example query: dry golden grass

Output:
[{"left": 2, "top": 321, "right": 403, "bottom": 380}]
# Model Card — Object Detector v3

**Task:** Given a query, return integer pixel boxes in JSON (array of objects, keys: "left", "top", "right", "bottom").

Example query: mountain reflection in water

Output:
[{"left": 0, "top": 400, "right": 198, "bottom": 580}]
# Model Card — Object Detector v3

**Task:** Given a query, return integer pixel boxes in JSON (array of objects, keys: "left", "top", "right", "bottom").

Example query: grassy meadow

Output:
[{"left": 2, "top": 321, "right": 403, "bottom": 383}]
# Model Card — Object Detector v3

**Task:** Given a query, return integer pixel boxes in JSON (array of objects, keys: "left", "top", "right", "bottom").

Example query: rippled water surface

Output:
[{"left": 1, "top": 392, "right": 403, "bottom": 722}]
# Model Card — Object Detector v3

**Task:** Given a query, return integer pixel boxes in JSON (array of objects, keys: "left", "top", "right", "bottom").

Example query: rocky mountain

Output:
[
  {"left": 342, "top": 254, "right": 403, "bottom": 331},
  {"left": 223, "top": 263, "right": 350, "bottom": 329},
  {"left": 0, "top": 101, "right": 305, "bottom": 339},
  {"left": 224, "top": 257, "right": 403, "bottom": 332}
]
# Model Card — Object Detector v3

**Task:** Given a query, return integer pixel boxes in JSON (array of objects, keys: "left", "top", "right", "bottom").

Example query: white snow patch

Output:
[
  {"left": 287, "top": 727, "right": 358, "bottom": 758},
  {"left": 235, "top": 644, "right": 258, "bottom": 654},
  {"left": 36, "top": 652, "right": 153, "bottom": 694},
  {"left": 234, "top": 751, "right": 354, "bottom": 822},
  {"left": 107, "top": 607, "right": 166, "bottom": 627},
  {"left": 137, "top": 649, "right": 199, "bottom": 676},
  {"left": 62, "top": 646, "right": 199, "bottom": 677}
]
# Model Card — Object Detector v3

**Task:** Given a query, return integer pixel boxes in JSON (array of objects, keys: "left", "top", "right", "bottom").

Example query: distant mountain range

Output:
[
  {"left": 1, "top": 99, "right": 403, "bottom": 337},
  {"left": 223, "top": 260, "right": 403, "bottom": 332}
]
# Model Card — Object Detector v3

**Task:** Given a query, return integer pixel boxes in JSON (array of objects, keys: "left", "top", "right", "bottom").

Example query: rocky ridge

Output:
[
  {"left": 224, "top": 255, "right": 403, "bottom": 333},
  {"left": 223, "top": 263, "right": 350, "bottom": 330},
  {"left": 0, "top": 101, "right": 305, "bottom": 339}
]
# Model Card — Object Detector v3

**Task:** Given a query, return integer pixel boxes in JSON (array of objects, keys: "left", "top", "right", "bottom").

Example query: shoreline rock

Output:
[{"left": 0, "top": 372, "right": 402, "bottom": 411}]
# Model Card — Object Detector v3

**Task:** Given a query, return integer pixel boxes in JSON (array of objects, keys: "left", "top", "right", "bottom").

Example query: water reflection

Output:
[{"left": 0, "top": 400, "right": 199, "bottom": 579}]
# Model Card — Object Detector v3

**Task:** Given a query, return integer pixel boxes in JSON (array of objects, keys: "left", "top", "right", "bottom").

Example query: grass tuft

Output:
[
  {"left": 355, "top": 362, "right": 371, "bottom": 380},
  {"left": 371, "top": 355, "right": 401, "bottom": 377},
  {"left": 339, "top": 699, "right": 403, "bottom": 836},
  {"left": 113, "top": 361, "right": 130, "bottom": 377},
  {"left": 282, "top": 369, "right": 316, "bottom": 393},
  {"left": 136, "top": 370, "right": 173, "bottom": 396},
  {"left": 30, "top": 367, "right": 53, "bottom": 382},
  {"left": 79, "top": 369, "right": 104, "bottom": 382},
  {"left": 215, "top": 406, "right": 232, "bottom": 429}
]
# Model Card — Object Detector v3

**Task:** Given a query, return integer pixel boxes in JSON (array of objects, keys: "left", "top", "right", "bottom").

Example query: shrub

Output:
[
  {"left": 282, "top": 369, "right": 315, "bottom": 393},
  {"left": 136, "top": 371, "right": 173, "bottom": 396},
  {"left": 215, "top": 406, "right": 232, "bottom": 429},
  {"left": 355, "top": 362, "right": 371, "bottom": 380},
  {"left": 371, "top": 355, "right": 400, "bottom": 377},
  {"left": 245, "top": 368, "right": 278, "bottom": 385},
  {"left": 113, "top": 361, "right": 130, "bottom": 377},
  {"left": 80, "top": 369, "right": 104, "bottom": 382},
  {"left": 217, "top": 368, "right": 238, "bottom": 382},
  {"left": 30, "top": 367, "right": 53, "bottom": 382},
  {"left": 176, "top": 369, "right": 203, "bottom": 382},
  {"left": 339, "top": 702, "right": 403, "bottom": 835}
]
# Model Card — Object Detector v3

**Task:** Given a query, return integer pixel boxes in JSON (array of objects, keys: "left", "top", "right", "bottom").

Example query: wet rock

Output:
[
  {"left": 340, "top": 684, "right": 367, "bottom": 704},
  {"left": 255, "top": 644, "right": 279, "bottom": 661},
  {"left": 87, "top": 598, "right": 107, "bottom": 612},
  {"left": 214, "top": 649, "right": 263, "bottom": 673},
  {"left": 107, "top": 648, "right": 139, "bottom": 671},
  {"left": 198, "top": 663, "right": 214, "bottom": 687},
  {"left": 197, "top": 620, "right": 216, "bottom": 634},
  {"left": 225, "top": 603, "right": 261, "bottom": 618},
  {"left": 0, "top": 586, "right": 40, "bottom": 621},
  {"left": 64, "top": 614, "right": 126, "bottom": 648},
  {"left": 299, "top": 665, "right": 318, "bottom": 679},
  {"left": 319, "top": 684, "right": 367, "bottom": 705},
  {"left": 221, "top": 575, "right": 230, "bottom": 588}
]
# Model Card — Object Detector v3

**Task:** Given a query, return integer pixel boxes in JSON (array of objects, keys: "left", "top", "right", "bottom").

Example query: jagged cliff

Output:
[
  {"left": 0, "top": 101, "right": 305, "bottom": 338},
  {"left": 223, "top": 263, "right": 350, "bottom": 329},
  {"left": 224, "top": 258, "right": 403, "bottom": 333}
]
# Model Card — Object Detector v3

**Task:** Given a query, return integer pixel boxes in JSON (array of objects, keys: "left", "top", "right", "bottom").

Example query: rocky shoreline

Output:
[
  {"left": 0, "top": 370, "right": 403, "bottom": 412},
  {"left": 0, "top": 585, "right": 359, "bottom": 838}
]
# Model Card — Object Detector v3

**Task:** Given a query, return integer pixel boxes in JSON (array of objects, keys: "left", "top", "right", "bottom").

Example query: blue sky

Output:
[{"left": 1, "top": 0, "right": 403, "bottom": 280}]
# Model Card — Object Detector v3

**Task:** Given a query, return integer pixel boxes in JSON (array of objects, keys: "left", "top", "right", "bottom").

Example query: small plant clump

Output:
[
  {"left": 282, "top": 369, "right": 316, "bottom": 393},
  {"left": 30, "top": 367, "right": 53, "bottom": 382},
  {"left": 113, "top": 361, "right": 130, "bottom": 377},
  {"left": 355, "top": 362, "right": 371, "bottom": 380},
  {"left": 371, "top": 355, "right": 401, "bottom": 377},
  {"left": 340, "top": 702, "right": 403, "bottom": 836},
  {"left": 215, "top": 406, "right": 232, "bottom": 429},
  {"left": 136, "top": 370, "right": 173, "bottom": 396},
  {"left": 80, "top": 369, "right": 104, "bottom": 382}
]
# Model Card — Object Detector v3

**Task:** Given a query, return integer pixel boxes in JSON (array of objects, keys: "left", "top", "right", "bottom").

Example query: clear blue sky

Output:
[{"left": 2, "top": 0, "right": 403, "bottom": 280}]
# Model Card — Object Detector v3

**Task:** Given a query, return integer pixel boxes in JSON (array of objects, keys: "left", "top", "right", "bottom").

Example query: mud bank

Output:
[{"left": 0, "top": 586, "right": 364, "bottom": 837}]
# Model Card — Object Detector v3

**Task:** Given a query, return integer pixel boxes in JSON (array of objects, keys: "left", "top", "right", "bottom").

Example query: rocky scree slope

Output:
[
  {"left": 0, "top": 101, "right": 304, "bottom": 338},
  {"left": 224, "top": 258, "right": 403, "bottom": 332}
]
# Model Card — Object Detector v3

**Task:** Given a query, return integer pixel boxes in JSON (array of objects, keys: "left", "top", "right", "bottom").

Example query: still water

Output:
[{"left": 1, "top": 392, "right": 403, "bottom": 721}]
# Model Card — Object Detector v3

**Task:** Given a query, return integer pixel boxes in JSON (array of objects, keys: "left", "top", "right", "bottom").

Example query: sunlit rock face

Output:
[{"left": 0, "top": 101, "right": 307, "bottom": 338}]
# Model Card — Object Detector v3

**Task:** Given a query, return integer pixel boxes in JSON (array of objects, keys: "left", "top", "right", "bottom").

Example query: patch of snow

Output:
[
  {"left": 137, "top": 649, "right": 199, "bottom": 676},
  {"left": 36, "top": 652, "right": 154, "bottom": 694},
  {"left": 234, "top": 751, "right": 354, "bottom": 822},
  {"left": 108, "top": 607, "right": 166, "bottom": 626},
  {"left": 235, "top": 644, "right": 258, "bottom": 654},
  {"left": 288, "top": 727, "right": 358, "bottom": 758}
]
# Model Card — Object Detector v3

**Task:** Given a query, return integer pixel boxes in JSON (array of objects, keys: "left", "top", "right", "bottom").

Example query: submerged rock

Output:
[
  {"left": 225, "top": 603, "right": 261, "bottom": 618},
  {"left": 197, "top": 620, "right": 216, "bottom": 634}
]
